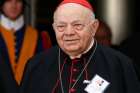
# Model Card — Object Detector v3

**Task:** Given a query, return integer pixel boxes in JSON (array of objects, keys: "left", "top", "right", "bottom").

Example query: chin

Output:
[
  {"left": 9, "top": 13, "right": 21, "bottom": 19},
  {"left": 64, "top": 46, "right": 80, "bottom": 52},
  {"left": 9, "top": 16, "right": 18, "bottom": 20}
]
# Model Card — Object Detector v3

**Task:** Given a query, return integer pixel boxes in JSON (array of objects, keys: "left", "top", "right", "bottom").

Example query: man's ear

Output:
[
  {"left": 90, "top": 19, "right": 99, "bottom": 36},
  {"left": 92, "top": 19, "right": 99, "bottom": 32},
  {"left": 52, "top": 23, "right": 56, "bottom": 30}
]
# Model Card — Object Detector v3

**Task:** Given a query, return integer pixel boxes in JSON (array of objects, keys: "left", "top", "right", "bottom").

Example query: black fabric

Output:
[
  {"left": 20, "top": 44, "right": 140, "bottom": 93},
  {"left": 14, "top": 26, "right": 25, "bottom": 62},
  {"left": 0, "top": 49, "right": 19, "bottom": 93},
  {"left": 119, "top": 32, "right": 140, "bottom": 81},
  {"left": 0, "top": 76, "right": 5, "bottom": 93}
]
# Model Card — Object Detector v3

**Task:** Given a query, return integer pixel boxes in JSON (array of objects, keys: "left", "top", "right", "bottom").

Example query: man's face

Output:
[
  {"left": 2, "top": 0, "right": 23, "bottom": 20},
  {"left": 53, "top": 4, "right": 98, "bottom": 56}
]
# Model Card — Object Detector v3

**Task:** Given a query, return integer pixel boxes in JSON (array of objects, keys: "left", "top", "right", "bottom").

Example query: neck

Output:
[
  {"left": 0, "top": 14, "right": 24, "bottom": 31},
  {"left": 69, "top": 38, "right": 95, "bottom": 59}
]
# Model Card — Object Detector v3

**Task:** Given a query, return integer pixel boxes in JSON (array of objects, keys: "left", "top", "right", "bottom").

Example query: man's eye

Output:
[
  {"left": 56, "top": 25, "right": 65, "bottom": 31},
  {"left": 73, "top": 24, "right": 84, "bottom": 30}
]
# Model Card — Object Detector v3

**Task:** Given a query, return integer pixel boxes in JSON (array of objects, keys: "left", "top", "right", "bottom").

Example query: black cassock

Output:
[
  {"left": 20, "top": 43, "right": 140, "bottom": 93},
  {"left": 0, "top": 51, "right": 18, "bottom": 93}
]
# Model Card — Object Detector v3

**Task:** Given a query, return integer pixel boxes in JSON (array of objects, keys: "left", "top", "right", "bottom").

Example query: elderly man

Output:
[{"left": 20, "top": 0, "right": 140, "bottom": 93}]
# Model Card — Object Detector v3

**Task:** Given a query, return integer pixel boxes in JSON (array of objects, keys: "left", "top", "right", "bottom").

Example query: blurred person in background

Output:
[
  {"left": 95, "top": 20, "right": 119, "bottom": 50},
  {"left": 95, "top": 20, "right": 112, "bottom": 46},
  {"left": 0, "top": 0, "right": 52, "bottom": 93}
]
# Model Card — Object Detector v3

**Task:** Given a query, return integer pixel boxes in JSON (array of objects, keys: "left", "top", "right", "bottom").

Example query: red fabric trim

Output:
[
  {"left": 41, "top": 31, "right": 52, "bottom": 50},
  {"left": 52, "top": 58, "right": 67, "bottom": 93}
]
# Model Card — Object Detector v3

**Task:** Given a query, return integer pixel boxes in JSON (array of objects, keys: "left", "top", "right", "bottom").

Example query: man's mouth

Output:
[{"left": 64, "top": 39, "right": 79, "bottom": 43}]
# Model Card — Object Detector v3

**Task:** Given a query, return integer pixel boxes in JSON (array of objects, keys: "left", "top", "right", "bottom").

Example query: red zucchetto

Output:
[{"left": 59, "top": 0, "right": 94, "bottom": 11}]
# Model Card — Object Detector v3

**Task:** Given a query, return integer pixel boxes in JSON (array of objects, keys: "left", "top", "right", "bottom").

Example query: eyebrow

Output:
[
  {"left": 55, "top": 20, "right": 84, "bottom": 24},
  {"left": 55, "top": 22, "right": 66, "bottom": 25},
  {"left": 72, "top": 20, "right": 83, "bottom": 23}
]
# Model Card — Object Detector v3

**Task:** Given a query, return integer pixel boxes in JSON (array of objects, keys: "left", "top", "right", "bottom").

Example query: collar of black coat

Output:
[{"left": 60, "top": 40, "right": 97, "bottom": 65}]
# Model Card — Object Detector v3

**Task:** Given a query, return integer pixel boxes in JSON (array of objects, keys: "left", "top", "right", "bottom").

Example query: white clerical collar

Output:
[
  {"left": 0, "top": 14, "right": 24, "bottom": 31},
  {"left": 70, "top": 38, "right": 95, "bottom": 59}
]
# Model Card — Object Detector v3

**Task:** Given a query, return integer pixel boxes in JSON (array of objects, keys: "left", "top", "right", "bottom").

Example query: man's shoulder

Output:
[
  {"left": 97, "top": 44, "right": 132, "bottom": 63},
  {"left": 26, "top": 46, "right": 59, "bottom": 69},
  {"left": 32, "top": 45, "right": 58, "bottom": 60}
]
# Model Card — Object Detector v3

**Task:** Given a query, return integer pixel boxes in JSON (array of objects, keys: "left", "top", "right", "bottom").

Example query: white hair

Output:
[{"left": 53, "top": 3, "right": 96, "bottom": 22}]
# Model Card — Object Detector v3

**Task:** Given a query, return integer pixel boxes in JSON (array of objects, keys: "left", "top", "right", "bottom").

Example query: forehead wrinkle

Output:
[{"left": 53, "top": 3, "right": 93, "bottom": 23}]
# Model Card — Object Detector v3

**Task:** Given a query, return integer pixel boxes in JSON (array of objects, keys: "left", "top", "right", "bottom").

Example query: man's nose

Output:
[{"left": 64, "top": 25, "right": 75, "bottom": 35}]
